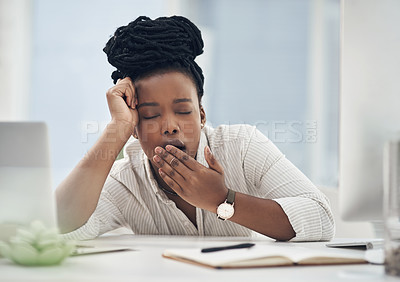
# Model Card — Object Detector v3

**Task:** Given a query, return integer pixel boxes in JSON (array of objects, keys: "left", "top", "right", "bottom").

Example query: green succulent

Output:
[{"left": 0, "top": 221, "right": 75, "bottom": 266}]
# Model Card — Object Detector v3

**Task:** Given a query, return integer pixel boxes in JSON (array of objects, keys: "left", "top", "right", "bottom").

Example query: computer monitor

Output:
[{"left": 339, "top": 0, "right": 400, "bottom": 226}]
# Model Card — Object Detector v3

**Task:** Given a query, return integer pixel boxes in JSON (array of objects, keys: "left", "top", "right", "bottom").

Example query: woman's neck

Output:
[{"left": 149, "top": 160, "right": 178, "bottom": 196}]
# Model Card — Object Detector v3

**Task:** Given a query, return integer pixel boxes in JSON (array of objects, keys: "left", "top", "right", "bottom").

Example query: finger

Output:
[
  {"left": 122, "top": 78, "right": 135, "bottom": 109},
  {"left": 115, "top": 78, "right": 135, "bottom": 109},
  {"left": 154, "top": 147, "right": 191, "bottom": 178},
  {"left": 125, "top": 93, "right": 132, "bottom": 109},
  {"left": 158, "top": 168, "right": 183, "bottom": 194},
  {"left": 204, "top": 146, "right": 224, "bottom": 174},
  {"left": 125, "top": 78, "right": 136, "bottom": 109},
  {"left": 110, "top": 83, "right": 130, "bottom": 99},
  {"left": 112, "top": 88, "right": 132, "bottom": 110},
  {"left": 158, "top": 162, "right": 186, "bottom": 184},
  {"left": 153, "top": 151, "right": 187, "bottom": 182},
  {"left": 165, "top": 145, "right": 198, "bottom": 171}
]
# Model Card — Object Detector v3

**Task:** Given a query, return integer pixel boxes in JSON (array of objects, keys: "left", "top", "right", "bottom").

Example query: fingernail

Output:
[
  {"left": 166, "top": 145, "right": 172, "bottom": 151},
  {"left": 159, "top": 169, "right": 165, "bottom": 177},
  {"left": 153, "top": 155, "right": 161, "bottom": 163},
  {"left": 155, "top": 147, "right": 162, "bottom": 154},
  {"left": 206, "top": 146, "right": 211, "bottom": 155}
]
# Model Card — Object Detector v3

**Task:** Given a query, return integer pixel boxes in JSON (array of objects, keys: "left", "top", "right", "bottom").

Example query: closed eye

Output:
[
  {"left": 142, "top": 115, "right": 160, "bottom": 120},
  {"left": 177, "top": 111, "right": 192, "bottom": 115}
]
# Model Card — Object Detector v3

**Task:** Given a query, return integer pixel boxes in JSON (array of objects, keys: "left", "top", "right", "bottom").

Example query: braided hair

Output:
[{"left": 103, "top": 16, "right": 205, "bottom": 102}]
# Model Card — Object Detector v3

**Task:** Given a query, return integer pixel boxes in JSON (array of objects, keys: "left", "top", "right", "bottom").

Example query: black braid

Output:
[{"left": 103, "top": 16, "right": 205, "bottom": 101}]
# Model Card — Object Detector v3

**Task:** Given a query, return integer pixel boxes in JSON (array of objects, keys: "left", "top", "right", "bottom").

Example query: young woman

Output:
[{"left": 56, "top": 16, "right": 334, "bottom": 241}]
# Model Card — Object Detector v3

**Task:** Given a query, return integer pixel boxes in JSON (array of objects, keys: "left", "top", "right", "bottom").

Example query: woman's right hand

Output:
[{"left": 106, "top": 77, "right": 139, "bottom": 129}]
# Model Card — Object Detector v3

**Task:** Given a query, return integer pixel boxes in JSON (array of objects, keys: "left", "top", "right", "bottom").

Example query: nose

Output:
[{"left": 161, "top": 118, "right": 180, "bottom": 136}]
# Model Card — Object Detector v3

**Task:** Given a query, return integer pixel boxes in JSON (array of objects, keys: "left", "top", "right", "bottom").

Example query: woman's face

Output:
[{"left": 135, "top": 71, "right": 206, "bottom": 166}]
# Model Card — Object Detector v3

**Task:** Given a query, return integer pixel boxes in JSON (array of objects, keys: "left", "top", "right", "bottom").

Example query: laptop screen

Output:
[{"left": 0, "top": 122, "right": 57, "bottom": 240}]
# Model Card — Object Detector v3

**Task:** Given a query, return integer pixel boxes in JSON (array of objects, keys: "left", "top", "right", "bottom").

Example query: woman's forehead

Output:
[{"left": 135, "top": 72, "right": 198, "bottom": 103}]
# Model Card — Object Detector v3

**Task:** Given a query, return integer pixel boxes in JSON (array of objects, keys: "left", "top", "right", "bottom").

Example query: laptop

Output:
[
  {"left": 0, "top": 122, "right": 56, "bottom": 241},
  {"left": 0, "top": 122, "right": 133, "bottom": 255}
]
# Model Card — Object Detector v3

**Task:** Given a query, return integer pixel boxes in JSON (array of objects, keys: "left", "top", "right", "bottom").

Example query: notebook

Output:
[
  {"left": 162, "top": 244, "right": 368, "bottom": 269},
  {"left": 0, "top": 122, "right": 56, "bottom": 241}
]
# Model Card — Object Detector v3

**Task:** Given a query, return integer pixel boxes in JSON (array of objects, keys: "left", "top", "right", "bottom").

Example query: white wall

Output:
[
  {"left": 0, "top": 0, "right": 31, "bottom": 120},
  {"left": 29, "top": 0, "right": 172, "bottom": 187}
]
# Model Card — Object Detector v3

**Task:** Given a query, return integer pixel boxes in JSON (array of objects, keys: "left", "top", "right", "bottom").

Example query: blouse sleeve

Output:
[{"left": 242, "top": 126, "right": 335, "bottom": 241}]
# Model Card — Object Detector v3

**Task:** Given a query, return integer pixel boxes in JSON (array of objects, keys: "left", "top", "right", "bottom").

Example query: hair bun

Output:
[{"left": 103, "top": 15, "right": 204, "bottom": 81}]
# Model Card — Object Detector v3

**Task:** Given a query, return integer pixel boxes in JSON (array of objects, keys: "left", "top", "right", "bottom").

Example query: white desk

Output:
[{"left": 0, "top": 235, "right": 397, "bottom": 282}]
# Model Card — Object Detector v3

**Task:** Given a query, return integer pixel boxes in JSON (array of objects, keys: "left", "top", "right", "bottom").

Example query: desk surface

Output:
[{"left": 0, "top": 235, "right": 397, "bottom": 282}]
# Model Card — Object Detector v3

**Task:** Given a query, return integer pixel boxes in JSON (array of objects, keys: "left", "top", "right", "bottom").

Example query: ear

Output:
[{"left": 200, "top": 105, "right": 206, "bottom": 127}]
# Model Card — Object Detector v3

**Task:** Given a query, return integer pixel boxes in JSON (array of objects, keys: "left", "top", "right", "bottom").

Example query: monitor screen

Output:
[{"left": 339, "top": 0, "right": 400, "bottom": 222}]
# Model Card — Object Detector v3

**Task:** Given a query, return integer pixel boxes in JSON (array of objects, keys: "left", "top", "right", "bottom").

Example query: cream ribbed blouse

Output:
[{"left": 64, "top": 124, "right": 334, "bottom": 242}]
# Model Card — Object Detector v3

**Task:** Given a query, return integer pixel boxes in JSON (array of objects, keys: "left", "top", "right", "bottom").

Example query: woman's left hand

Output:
[{"left": 152, "top": 145, "right": 228, "bottom": 212}]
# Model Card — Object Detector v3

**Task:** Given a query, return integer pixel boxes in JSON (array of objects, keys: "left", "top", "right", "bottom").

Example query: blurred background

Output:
[{"left": 0, "top": 0, "right": 340, "bottom": 190}]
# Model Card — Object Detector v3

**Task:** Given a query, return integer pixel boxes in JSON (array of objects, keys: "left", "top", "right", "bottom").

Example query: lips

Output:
[{"left": 162, "top": 139, "right": 186, "bottom": 152}]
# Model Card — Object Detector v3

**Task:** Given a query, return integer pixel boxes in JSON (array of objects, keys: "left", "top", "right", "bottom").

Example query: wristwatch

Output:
[{"left": 217, "top": 189, "right": 236, "bottom": 220}]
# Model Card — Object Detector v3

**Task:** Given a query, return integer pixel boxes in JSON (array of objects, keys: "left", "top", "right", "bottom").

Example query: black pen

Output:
[{"left": 201, "top": 243, "right": 255, "bottom": 253}]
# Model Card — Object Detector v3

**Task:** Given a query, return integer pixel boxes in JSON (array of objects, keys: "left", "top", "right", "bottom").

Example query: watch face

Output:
[{"left": 217, "top": 203, "right": 234, "bottom": 220}]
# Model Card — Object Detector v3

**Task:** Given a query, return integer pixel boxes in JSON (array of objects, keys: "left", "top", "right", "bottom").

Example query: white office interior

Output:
[{"left": 1, "top": 0, "right": 399, "bottom": 240}]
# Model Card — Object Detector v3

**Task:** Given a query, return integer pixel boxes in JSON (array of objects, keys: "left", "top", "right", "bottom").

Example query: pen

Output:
[{"left": 201, "top": 243, "right": 255, "bottom": 253}]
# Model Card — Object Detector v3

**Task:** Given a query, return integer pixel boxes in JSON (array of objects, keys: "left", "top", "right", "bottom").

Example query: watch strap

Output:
[{"left": 226, "top": 189, "right": 235, "bottom": 205}]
